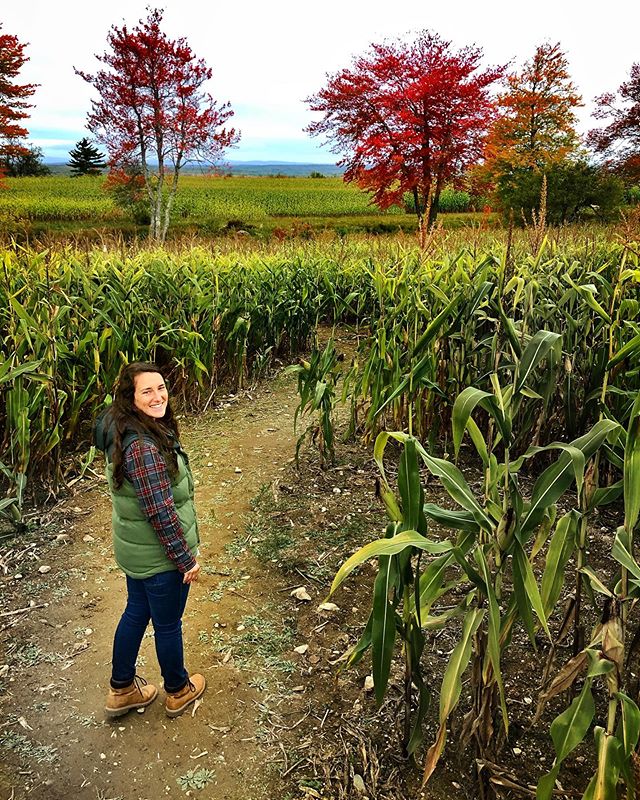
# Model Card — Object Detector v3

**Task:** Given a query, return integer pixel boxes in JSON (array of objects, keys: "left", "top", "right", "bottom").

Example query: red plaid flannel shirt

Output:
[{"left": 123, "top": 438, "right": 197, "bottom": 574}]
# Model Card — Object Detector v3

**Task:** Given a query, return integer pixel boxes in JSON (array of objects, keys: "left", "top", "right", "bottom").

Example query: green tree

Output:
[
  {"left": 497, "top": 160, "right": 623, "bottom": 223},
  {"left": 67, "top": 137, "right": 106, "bottom": 176},
  {"left": 0, "top": 142, "right": 49, "bottom": 176}
]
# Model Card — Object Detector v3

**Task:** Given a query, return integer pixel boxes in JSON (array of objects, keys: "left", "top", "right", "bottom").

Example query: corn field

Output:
[
  {"left": 2, "top": 227, "right": 640, "bottom": 796},
  {"left": 308, "top": 228, "right": 640, "bottom": 797},
  {"left": 0, "top": 175, "right": 477, "bottom": 227}
]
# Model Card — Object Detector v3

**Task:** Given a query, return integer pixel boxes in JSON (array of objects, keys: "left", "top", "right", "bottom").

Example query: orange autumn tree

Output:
[
  {"left": 0, "top": 24, "right": 38, "bottom": 183},
  {"left": 479, "top": 42, "right": 582, "bottom": 187}
]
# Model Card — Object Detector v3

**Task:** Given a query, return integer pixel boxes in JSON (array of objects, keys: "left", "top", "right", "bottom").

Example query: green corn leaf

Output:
[
  {"left": 422, "top": 608, "right": 484, "bottom": 786},
  {"left": 409, "top": 552, "right": 455, "bottom": 618},
  {"left": 580, "top": 566, "right": 615, "bottom": 598},
  {"left": 582, "top": 727, "right": 622, "bottom": 800},
  {"left": 541, "top": 510, "right": 579, "bottom": 616},
  {"left": 0, "top": 497, "right": 18, "bottom": 513},
  {"left": 465, "top": 416, "right": 490, "bottom": 467},
  {"left": 512, "top": 542, "right": 536, "bottom": 646},
  {"left": 422, "top": 598, "right": 471, "bottom": 629},
  {"left": 452, "top": 386, "right": 509, "bottom": 460},
  {"left": 514, "top": 330, "right": 562, "bottom": 395},
  {"left": 329, "top": 531, "right": 452, "bottom": 598},
  {"left": 398, "top": 438, "right": 422, "bottom": 532},
  {"left": 623, "top": 392, "right": 640, "bottom": 533},
  {"left": 412, "top": 292, "right": 461, "bottom": 358},
  {"left": 375, "top": 432, "right": 493, "bottom": 531},
  {"left": 585, "top": 648, "right": 615, "bottom": 678},
  {"left": 406, "top": 620, "right": 429, "bottom": 754},
  {"left": 550, "top": 680, "right": 595, "bottom": 760},
  {"left": 612, "top": 526, "right": 640, "bottom": 582},
  {"left": 521, "top": 419, "right": 620, "bottom": 536},
  {"left": 0, "top": 358, "right": 44, "bottom": 385},
  {"left": 423, "top": 503, "right": 481, "bottom": 534},
  {"left": 475, "top": 548, "right": 508, "bottom": 731},
  {"left": 371, "top": 556, "right": 397, "bottom": 706},
  {"left": 537, "top": 681, "right": 595, "bottom": 800},
  {"left": 591, "top": 481, "right": 623, "bottom": 510},
  {"left": 496, "top": 303, "right": 522, "bottom": 358},
  {"left": 416, "top": 452, "right": 493, "bottom": 531},
  {"left": 615, "top": 692, "right": 640, "bottom": 758},
  {"left": 519, "top": 441, "right": 586, "bottom": 498},
  {"left": 608, "top": 332, "right": 640, "bottom": 369},
  {"left": 513, "top": 537, "right": 551, "bottom": 641}
]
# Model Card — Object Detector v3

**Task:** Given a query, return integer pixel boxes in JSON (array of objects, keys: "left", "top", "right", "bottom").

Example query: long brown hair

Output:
[{"left": 107, "top": 362, "right": 180, "bottom": 488}]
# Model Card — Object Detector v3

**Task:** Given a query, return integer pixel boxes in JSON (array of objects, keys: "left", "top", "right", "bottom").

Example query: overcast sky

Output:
[{"left": 3, "top": 0, "right": 638, "bottom": 163}]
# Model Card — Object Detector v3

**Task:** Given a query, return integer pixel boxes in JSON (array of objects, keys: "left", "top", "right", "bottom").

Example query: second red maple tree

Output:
[{"left": 306, "top": 31, "right": 504, "bottom": 231}]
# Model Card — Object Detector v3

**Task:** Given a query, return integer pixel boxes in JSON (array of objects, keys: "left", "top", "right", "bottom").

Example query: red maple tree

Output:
[
  {"left": 76, "top": 8, "right": 239, "bottom": 241},
  {"left": 588, "top": 63, "right": 640, "bottom": 183},
  {"left": 306, "top": 31, "right": 504, "bottom": 231},
  {"left": 0, "top": 24, "right": 38, "bottom": 181}
]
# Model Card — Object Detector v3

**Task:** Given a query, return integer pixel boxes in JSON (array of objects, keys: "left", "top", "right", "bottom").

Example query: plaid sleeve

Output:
[{"left": 123, "top": 438, "right": 197, "bottom": 574}]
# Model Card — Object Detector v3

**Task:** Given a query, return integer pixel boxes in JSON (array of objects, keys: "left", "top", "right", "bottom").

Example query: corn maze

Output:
[{"left": 1, "top": 227, "right": 640, "bottom": 796}]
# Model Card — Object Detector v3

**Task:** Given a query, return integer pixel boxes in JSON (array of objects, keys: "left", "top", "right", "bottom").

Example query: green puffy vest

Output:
[{"left": 105, "top": 438, "right": 199, "bottom": 580}]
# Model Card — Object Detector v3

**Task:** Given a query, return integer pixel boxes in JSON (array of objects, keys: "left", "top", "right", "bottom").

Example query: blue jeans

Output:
[{"left": 111, "top": 570, "right": 190, "bottom": 693}]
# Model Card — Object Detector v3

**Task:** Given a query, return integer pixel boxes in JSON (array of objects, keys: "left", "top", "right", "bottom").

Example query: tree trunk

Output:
[{"left": 161, "top": 161, "right": 182, "bottom": 243}]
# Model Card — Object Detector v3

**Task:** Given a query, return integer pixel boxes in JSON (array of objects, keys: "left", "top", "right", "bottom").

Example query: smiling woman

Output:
[
  {"left": 93, "top": 361, "right": 206, "bottom": 719},
  {"left": 133, "top": 372, "right": 169, "bottom": 419}
]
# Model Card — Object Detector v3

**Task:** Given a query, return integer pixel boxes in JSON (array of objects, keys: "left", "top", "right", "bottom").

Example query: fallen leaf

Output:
[
  {"left": 353, "top": 774, "right": 366, "bottom": 794},
  {"left": 317, "top": 602, "right": 339, "bottom": 613},
  {"left": 18, "top": 716, "right": 32, "bottom": 731},
  {"left": 191, "top": 698, "right": 203, "bottom": 717},
  {"left": 290, "top": 587, "right": 311, "bottom": 602}
]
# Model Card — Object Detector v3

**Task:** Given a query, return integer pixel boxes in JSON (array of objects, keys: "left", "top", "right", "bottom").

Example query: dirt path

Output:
[{"left": 0, "top": 371, "right": 301, "bottom": 800}]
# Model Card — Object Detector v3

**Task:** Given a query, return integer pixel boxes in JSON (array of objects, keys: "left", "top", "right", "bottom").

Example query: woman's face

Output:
[{"left": 133, "top": 372, "right": 168, "bottom": 419}]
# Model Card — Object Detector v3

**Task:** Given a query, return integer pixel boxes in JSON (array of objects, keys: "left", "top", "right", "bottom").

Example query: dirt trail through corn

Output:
[{"left": 0, "top": 372, "right": 300, "bottom": 800}]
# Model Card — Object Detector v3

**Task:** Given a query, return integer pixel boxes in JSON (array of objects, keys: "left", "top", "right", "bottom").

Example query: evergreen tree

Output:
[{"left": 67, "top": 137, "right": 106, "bottom": 176}]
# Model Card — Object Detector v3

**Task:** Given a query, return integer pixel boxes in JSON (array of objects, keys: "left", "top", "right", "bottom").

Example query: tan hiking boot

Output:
[
  {"left": 165, "top": 673, "right": 206, "bottom": 718},
  {"left": 105, "top": 676, "right": 158, "bottom": 718}
]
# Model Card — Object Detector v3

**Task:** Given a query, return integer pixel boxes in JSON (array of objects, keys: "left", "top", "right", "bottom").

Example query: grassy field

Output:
[{"left": 0, "top": 174, "right": 491, "bottom": 238}]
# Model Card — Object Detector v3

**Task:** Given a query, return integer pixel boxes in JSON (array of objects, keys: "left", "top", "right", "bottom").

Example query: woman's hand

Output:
[{"left": 182, "top": 562, "right": 201, "bottom": 584}]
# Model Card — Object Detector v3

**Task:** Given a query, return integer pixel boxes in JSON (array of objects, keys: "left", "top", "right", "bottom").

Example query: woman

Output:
[{"left": 94, "top": 361, "right": 206, "bottom": 718}]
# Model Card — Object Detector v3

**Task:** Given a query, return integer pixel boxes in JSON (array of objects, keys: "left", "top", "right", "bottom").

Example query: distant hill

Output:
[{"left": 43, "top": 159, "right": 344, "bottom": 178}]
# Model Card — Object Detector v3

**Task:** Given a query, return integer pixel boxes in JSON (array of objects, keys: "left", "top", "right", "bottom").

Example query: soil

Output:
[{"left": 0, "top": 340, "right": 622, "bottom": 800}]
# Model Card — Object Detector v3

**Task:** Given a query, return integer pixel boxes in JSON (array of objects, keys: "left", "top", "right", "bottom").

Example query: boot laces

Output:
[{"left": 133, "top": 674, "right": 148, "bottom": 693}]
